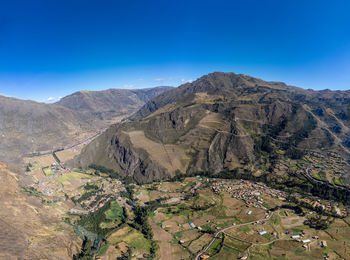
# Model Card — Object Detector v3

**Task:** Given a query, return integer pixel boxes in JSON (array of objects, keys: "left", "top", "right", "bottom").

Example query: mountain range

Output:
[
  {"left": 72, "top": 72, "right": 350, "bottom": 183},
  {"left": 2, "top": 72, "right": 350, "bottom": 259},
  {"left": 0, "top": 86, "right": 171, "bottom": 163}
]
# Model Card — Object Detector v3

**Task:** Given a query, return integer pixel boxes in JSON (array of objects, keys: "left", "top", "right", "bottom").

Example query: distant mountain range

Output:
[
  {"left": 72, "top": 72, "right": 350, "bottom": 183},
  {"left": 56, "top": 86, "right": 172, "bottom": 122},
  {"left": 0, "top": 86, "right": 172, "bottom": 163}
]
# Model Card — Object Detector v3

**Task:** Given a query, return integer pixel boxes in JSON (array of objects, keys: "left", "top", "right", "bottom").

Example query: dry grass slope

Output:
[
  {"left": 0, "top": 162, "right": 81, "bottom": 259},
  {"left": 126, "top": 130, "right": 190, "bottom": 173}
]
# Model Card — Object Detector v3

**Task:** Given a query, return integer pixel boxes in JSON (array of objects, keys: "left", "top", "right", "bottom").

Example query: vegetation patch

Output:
[
  {"left": 77, "top": 200, "right": 125, "bottom": 236},
  {"left": 207, "top": 233, "right": 224, "bottom": 256},
  {"left": 97, "top": 244, "right": 109, "bottom": 256},
  {"left": 105, "top": 201, "right": 124, "bottom": 220},
  {"left": 107, "top": 226, "right": 151, "bottom": 252}
]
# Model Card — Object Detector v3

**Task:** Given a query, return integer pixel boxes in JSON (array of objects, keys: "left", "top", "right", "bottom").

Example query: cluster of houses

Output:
[
  {"left": 37, "top": 165, "right": 125, "bottom": 215},
  {"left": 37, "top": 172, "right": 63, "bottom": 196},
  {"left": 299, "top": 197, "right": 348, "bottom": 216},
  {"left": 87, "top": 197, "right": 112, "bottom": 213},
  {"left": 37, "top": 163, "right": 71, "bottom": 196},
  {"left": 255, "top": 229, "right": 328, "bottom": 251},
  {"left": 212, "top": 180, "right": 287, "bottom": 208},
  {"left": 287, "top": 232, "right": 328, "bottom": 250}
]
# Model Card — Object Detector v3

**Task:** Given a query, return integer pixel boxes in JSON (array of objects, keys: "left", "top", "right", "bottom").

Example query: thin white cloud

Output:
[
  {"left": 47, "top": 96, "right": 62, "bottom": 103},
  {"left": 123, "top": 84, "right": 134, "bottom": 89},
  {"left": 180, "top": 78, "right": 193, "bottom": 83},
  {"left": 154, "top": 78, "right": 165, "bottom": 81}
]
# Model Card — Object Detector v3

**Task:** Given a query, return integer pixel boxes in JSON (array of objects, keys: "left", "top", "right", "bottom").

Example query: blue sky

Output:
[{"left": 0, "top": 0, "right": 350, "bottom": 102}]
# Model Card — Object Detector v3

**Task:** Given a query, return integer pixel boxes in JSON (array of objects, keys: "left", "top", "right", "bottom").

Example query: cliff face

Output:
[{"left": 73, "top": 72, "right": 350, "bottom": 183}]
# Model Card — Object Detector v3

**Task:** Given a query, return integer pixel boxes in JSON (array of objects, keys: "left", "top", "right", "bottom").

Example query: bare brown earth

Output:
[{"left": 0, "top": 162, "right": 81, "bottom": 259}]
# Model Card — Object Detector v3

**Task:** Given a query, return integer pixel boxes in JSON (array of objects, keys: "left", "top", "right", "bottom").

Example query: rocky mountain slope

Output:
[
  {"left": 0, "top": 95, "right": 94, "bottom": 163},
  {"left": 73, "top": 72, "right": 350, "bottom": 183},
  {"left": 0, "top": 86, "right": 171, "bottom": 163},
  {"left": 56, "top": 86, "right": 172, "bottom": 123}
]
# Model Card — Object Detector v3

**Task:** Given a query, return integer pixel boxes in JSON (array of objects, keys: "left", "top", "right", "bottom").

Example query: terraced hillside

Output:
[{"left": 73, "top": 72, "right": 350, "bottom": 184}]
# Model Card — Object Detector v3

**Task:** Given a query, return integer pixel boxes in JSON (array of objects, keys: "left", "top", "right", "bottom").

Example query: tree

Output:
[{"left": 74, "top": 237, "right": 94, "bottom": 259}]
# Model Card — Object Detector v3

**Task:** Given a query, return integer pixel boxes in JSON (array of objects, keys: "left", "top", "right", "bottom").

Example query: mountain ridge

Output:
[
  {"left": 72, "top": 72, "right": 350, "bottom": 184},
  {"left": 56, "top": 86, "right": 172, "bottom": 118},
  {"left": 0, "top": 86, "right": 172, "bottom": 163}
]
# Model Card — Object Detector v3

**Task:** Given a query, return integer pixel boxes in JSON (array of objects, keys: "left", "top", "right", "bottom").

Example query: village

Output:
[
  {"left": 212, "top": 179, "right": 288, "bottom": 209},
  {"left": 23, "top": 151, "right": 127, "bottom": 215}
]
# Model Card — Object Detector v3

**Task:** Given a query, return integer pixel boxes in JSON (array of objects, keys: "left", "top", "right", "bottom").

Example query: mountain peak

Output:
[{"left": 74, "top": 72, "right": 350, "bottom": 184}]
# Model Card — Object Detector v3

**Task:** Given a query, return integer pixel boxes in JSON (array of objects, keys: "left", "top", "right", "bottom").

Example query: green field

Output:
[
  {"left": 42, "top": 168, "right": 54, "bottom": 176},
  {"left": 207, "top": 234, "right": 224, "bottom": 256},
  {"left": 57, "top": 171, "right": 91, "bottom": 184},
  {"left": 107, "top": 226, "right": 152, "bottom": 252},
  {"left": 105, "top": 201, "right": 123, "bottom": 220}
]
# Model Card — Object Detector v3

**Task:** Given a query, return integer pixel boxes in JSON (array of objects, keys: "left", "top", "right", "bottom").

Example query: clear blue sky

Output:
[{"left": 0, "top": 0, "right": 349, "bottom": 102}]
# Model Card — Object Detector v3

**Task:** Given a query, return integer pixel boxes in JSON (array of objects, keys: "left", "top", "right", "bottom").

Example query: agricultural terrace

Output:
[
  {"left": 132, "top": 177, "right": 350, "bottom": 260},
  {"left": 20, "top": 154, "right": 350, "bottom": 260}
]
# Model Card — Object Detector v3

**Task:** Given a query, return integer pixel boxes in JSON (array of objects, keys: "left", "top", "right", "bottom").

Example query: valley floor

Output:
[{"left": 14, "top": 149, "right": 350, "bottom": 260}]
